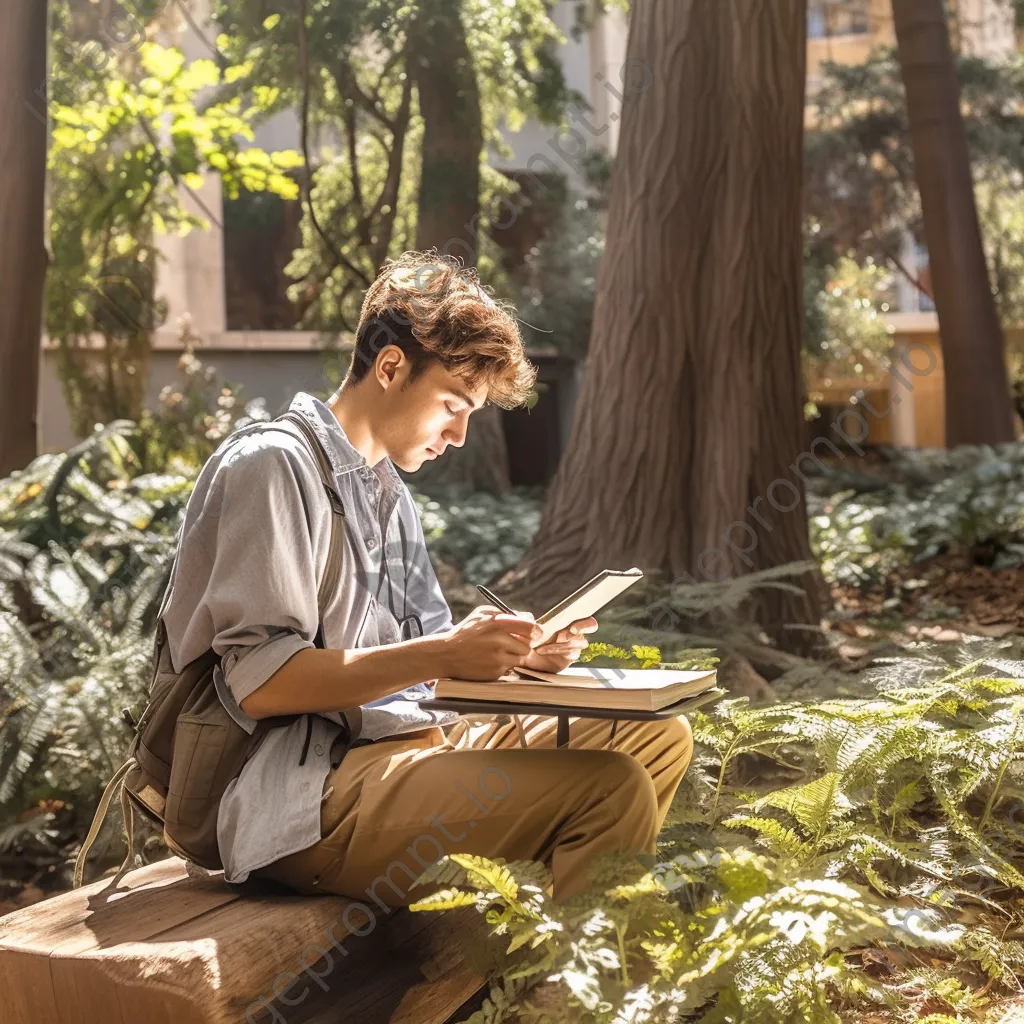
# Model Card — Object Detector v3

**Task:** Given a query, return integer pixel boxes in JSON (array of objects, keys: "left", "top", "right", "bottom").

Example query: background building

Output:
[
  {"left": 803, "top": 0, "right": 1020, "bottom": 447},
  {"left": 36, "top": 0, "right": 1022, "bottom": 455}
]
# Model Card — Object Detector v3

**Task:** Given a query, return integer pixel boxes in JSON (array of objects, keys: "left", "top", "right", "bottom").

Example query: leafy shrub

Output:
[
  {"left": 803, "top": 247, "right": 895, "bottom": 386},
  {"left": 133, "top": 323, "right": 272, "bottom": 476},
  {"left": 808, "top": 442, "right": 1024, "bottom": 585},
  {"left": 0, "top": 424, "right": 194, "bottom": 872},
  {"left": 413, "top": 484, "right": 545, "bottom": 585},
  {"left": 510, "top": 150, "right": 611, "bottom": 360}
]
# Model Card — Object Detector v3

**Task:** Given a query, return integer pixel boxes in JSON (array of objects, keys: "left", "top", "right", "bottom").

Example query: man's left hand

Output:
[{"left": 516, "top": 617, "right": 599, "bottom": 674}]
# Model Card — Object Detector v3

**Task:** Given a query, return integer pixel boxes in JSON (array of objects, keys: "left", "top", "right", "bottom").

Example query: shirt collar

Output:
[{"left": 286, "top": 391, "right": 404, "bottom": 494}]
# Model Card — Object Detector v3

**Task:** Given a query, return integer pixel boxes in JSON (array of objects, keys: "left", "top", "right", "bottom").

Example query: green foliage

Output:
[
  {"left": 806, "top": 49, "right": 1024, "bottom": 324},
  {"left": 578, "top": 642, "right": 719, "bottom": 673},
  {"left": 512, "top": 150, "right": 613, "bottom": 358},
  {"left": 133, "top": 323, "right": 273, "bottom": 475},
  {"left": 414, "top": 484, "right": 545, "bottom": 584},
  {"left": 413, "top": 846, "right": 962, "bottom": 1024},
  {"left": 803, "top": 239, "right": 896, "bottom": 387},
  {"left": 46, "top": 7, "right": 301, "bottom": 436},
  {"left": 0, "top": 427, "right": 193, "bottom": 851},
  {"left": 808, "top": 441, "right": 1024, "bottom": 586},
  {"left": 213, "top": 0, "right": 573, "bottom": 331},
  {"left": 411, "top": 646, "right": 1024, "bottom": 1022}
]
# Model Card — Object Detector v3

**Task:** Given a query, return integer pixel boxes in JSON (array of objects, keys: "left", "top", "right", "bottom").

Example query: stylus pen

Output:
[{"left": 476, "top": 584, "right": 515, "bottom": 614}]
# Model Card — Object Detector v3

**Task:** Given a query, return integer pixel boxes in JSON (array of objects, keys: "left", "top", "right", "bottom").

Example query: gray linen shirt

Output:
[{"left": 160, "top": 391, "right": 462, "bottom": 883}]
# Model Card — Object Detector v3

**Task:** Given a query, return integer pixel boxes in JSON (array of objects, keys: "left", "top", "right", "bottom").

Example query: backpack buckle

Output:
[{"left": 324, "top": 484, "right": 346, "bottom": 518}]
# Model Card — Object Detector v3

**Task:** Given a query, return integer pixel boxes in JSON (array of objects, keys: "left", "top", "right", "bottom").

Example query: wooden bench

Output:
[{"left": 0, "top": 857, "right": 489, "bottom": 1024}]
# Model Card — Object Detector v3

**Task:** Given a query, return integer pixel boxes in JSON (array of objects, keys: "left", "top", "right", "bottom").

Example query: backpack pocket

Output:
[{"left": 164, "top": 715, "right": 228, "bottom": 828}]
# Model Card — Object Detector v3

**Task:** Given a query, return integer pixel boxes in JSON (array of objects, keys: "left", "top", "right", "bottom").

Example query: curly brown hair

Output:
[{"left": 347, "top": 250, "right": 537, "bottom": 410}]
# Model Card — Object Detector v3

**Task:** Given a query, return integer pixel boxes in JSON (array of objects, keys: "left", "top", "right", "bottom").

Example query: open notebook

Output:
[{"left": 434, "top": 665, "right": 719, "bottom": 712}]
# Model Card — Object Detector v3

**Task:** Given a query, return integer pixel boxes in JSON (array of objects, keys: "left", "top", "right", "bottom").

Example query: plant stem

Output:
[
  {"left": 711, "top": 737, "right": 740, "bottom": 821},
  {"left": 616, "top": 922, "right": 630, "bottom": 987},
  {"left": 979, "top": 717, "right": 1020, "bottom": 833}
]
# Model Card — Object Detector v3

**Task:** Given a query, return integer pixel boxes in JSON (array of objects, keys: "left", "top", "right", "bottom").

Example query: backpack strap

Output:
[
  {"left": 268, "top": 411, "right": 357, "bottom": 760},
  {"left": 269, "top": 410, "right": 348, "bottom": 613},
  {"left": 73, "top": 759, "right": 136, "bottom": 888}
]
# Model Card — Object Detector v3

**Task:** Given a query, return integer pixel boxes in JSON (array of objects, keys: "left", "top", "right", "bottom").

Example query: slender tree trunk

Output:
[
  {"left": 501, "top": 0, "right": 826, "bottom": 652},
  {"left": 412, "top": 0, "right": 482, "bottom": 266},
  {"left": 0, "top": 0, "right": 49, "bottom": 477},
  {"left": 409, "top": 0, "right": 512, "bottom": 495},
  {"left": 892, "top": 0, "right": 1016, "bottom": 446}
]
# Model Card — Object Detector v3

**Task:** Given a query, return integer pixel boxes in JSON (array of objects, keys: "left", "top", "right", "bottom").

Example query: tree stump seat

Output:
[{"left": 0, "top": 857, "right": 487, "bottom": 1024}]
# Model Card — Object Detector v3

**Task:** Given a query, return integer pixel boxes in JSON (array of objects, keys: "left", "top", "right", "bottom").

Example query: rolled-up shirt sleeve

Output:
[
  {"left": 219, "top": 630, "right": 313, "bottom": 708},
  {"left": 181, "top": 435, "right": 324, "bottom": 709}
]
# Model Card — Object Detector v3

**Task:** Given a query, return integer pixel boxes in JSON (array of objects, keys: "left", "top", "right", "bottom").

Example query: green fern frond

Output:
[
  {"left": 981, "top": 658, "right": 1024, "bottom": 679},
  {"left": 408, "top": 888, "right": 479, "bottom": 912},
  {"left": 0, "top": 697, "right": 58, "bottom": 805},
  {"left": 931, "top": 779, "right": 1024, "bottom": 889},
  {"left": 958, "top": 923, "right": 1024, "bottom": 986},
  {"left": 752, "top": 772, "right": 850, "bottom": 841},
  {"left": 446, "top": 854, "right": 522, "bottom": 902},
  {"left": 721, "top": 815, "right": 808, "bottom": 857}
]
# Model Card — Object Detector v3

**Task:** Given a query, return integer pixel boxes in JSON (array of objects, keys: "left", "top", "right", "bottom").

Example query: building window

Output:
[
  {"left": 223, "top": 185, "right": 307, "bottom": 330},
  {"left": 808, "top": 0, "right": 871, "bottom": 38}
]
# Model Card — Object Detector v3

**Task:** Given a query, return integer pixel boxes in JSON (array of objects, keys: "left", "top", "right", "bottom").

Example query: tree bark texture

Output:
[
  {"left": 892, "top": 0, "right": 1016, "bottom": 446},
  {"left": 503, "top": 0, "right": 826, "bottom": 650},
  {"left": 0, "top": 0, "right": 49, "bottom": 478},
  {"left": 412, "top": 0, "right": 483, "bottom": 265}
]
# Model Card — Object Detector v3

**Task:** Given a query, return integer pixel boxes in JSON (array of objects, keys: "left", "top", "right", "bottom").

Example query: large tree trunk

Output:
[
  {"left": 409, "top": 0, "right": 511, "bottom": 495},
  {"left": 500, "top": 0, "right": 825, "bottom": 652},
  {"left": 892, "top": 0, "right": 1016, "bottom": 446},
  {"left": 0, "top": 0, "right": 49, "bottom": 478}
]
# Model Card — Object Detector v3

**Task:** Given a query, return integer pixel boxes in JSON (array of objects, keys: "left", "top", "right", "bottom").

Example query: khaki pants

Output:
[{"left": 253, "top": 713, "right": 693, "bottom": 907}]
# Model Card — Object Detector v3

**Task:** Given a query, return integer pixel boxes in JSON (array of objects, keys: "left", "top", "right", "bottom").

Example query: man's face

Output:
[{"left": 376, "top": 357, "right": 489, "bottom": 472}]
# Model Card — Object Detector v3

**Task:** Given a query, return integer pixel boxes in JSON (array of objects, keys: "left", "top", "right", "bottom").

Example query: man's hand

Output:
[
  {"left": 517, "top": 616, "right": 599, "bottom": 674},
  {"left": 433, "top": 605, "right": 543, "bottom": 681}
]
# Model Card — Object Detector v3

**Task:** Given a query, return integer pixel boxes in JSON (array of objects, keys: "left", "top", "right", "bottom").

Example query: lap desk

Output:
[{"left": 420, "top": 687, "right": 725, "bottom": 748}]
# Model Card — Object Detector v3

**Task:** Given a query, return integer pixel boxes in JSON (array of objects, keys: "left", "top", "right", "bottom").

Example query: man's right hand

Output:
[{"left": 431, "top": 605, "right": 542, "bottom": 681}]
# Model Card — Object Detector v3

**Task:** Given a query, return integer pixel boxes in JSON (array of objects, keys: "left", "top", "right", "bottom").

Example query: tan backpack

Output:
[{"left": 74, "top": 409, "right": 362, "bottom": 887}]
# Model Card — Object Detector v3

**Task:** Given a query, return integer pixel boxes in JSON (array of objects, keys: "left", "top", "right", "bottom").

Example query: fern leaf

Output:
[
  {"left": 721, "top": 815, "right": 808, "bottom": 857},
  {"left": 752, "top": 772, "right": 850, "bottom": 839},
  {"left": 408, "top": 888, "right": 479, "bottom": 912}
]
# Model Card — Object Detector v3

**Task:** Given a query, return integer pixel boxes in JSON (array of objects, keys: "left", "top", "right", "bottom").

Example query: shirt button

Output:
[
  {"left": 366, "top": 537, "right": 376, "bottom": 550},
  {"left": 314, "top": 743, "right": 324, "bottom": 756}
]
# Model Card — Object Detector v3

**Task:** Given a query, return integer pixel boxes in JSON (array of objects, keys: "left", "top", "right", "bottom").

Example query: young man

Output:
[{"left": 162, "top": 251, "right": 693, "bottom": 907}]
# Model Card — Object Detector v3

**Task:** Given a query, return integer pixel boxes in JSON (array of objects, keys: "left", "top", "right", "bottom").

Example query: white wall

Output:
[
  {"left": 958, "top": 0, "right": 1018, "bottom": 58},
  {"left": 490, "top": 1, "right": 628, "bottom": 188}
]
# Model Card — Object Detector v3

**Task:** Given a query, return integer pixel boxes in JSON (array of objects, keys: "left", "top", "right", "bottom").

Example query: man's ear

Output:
[{"left": 375, "top": 346, "right": 405, "bottom": 391}]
